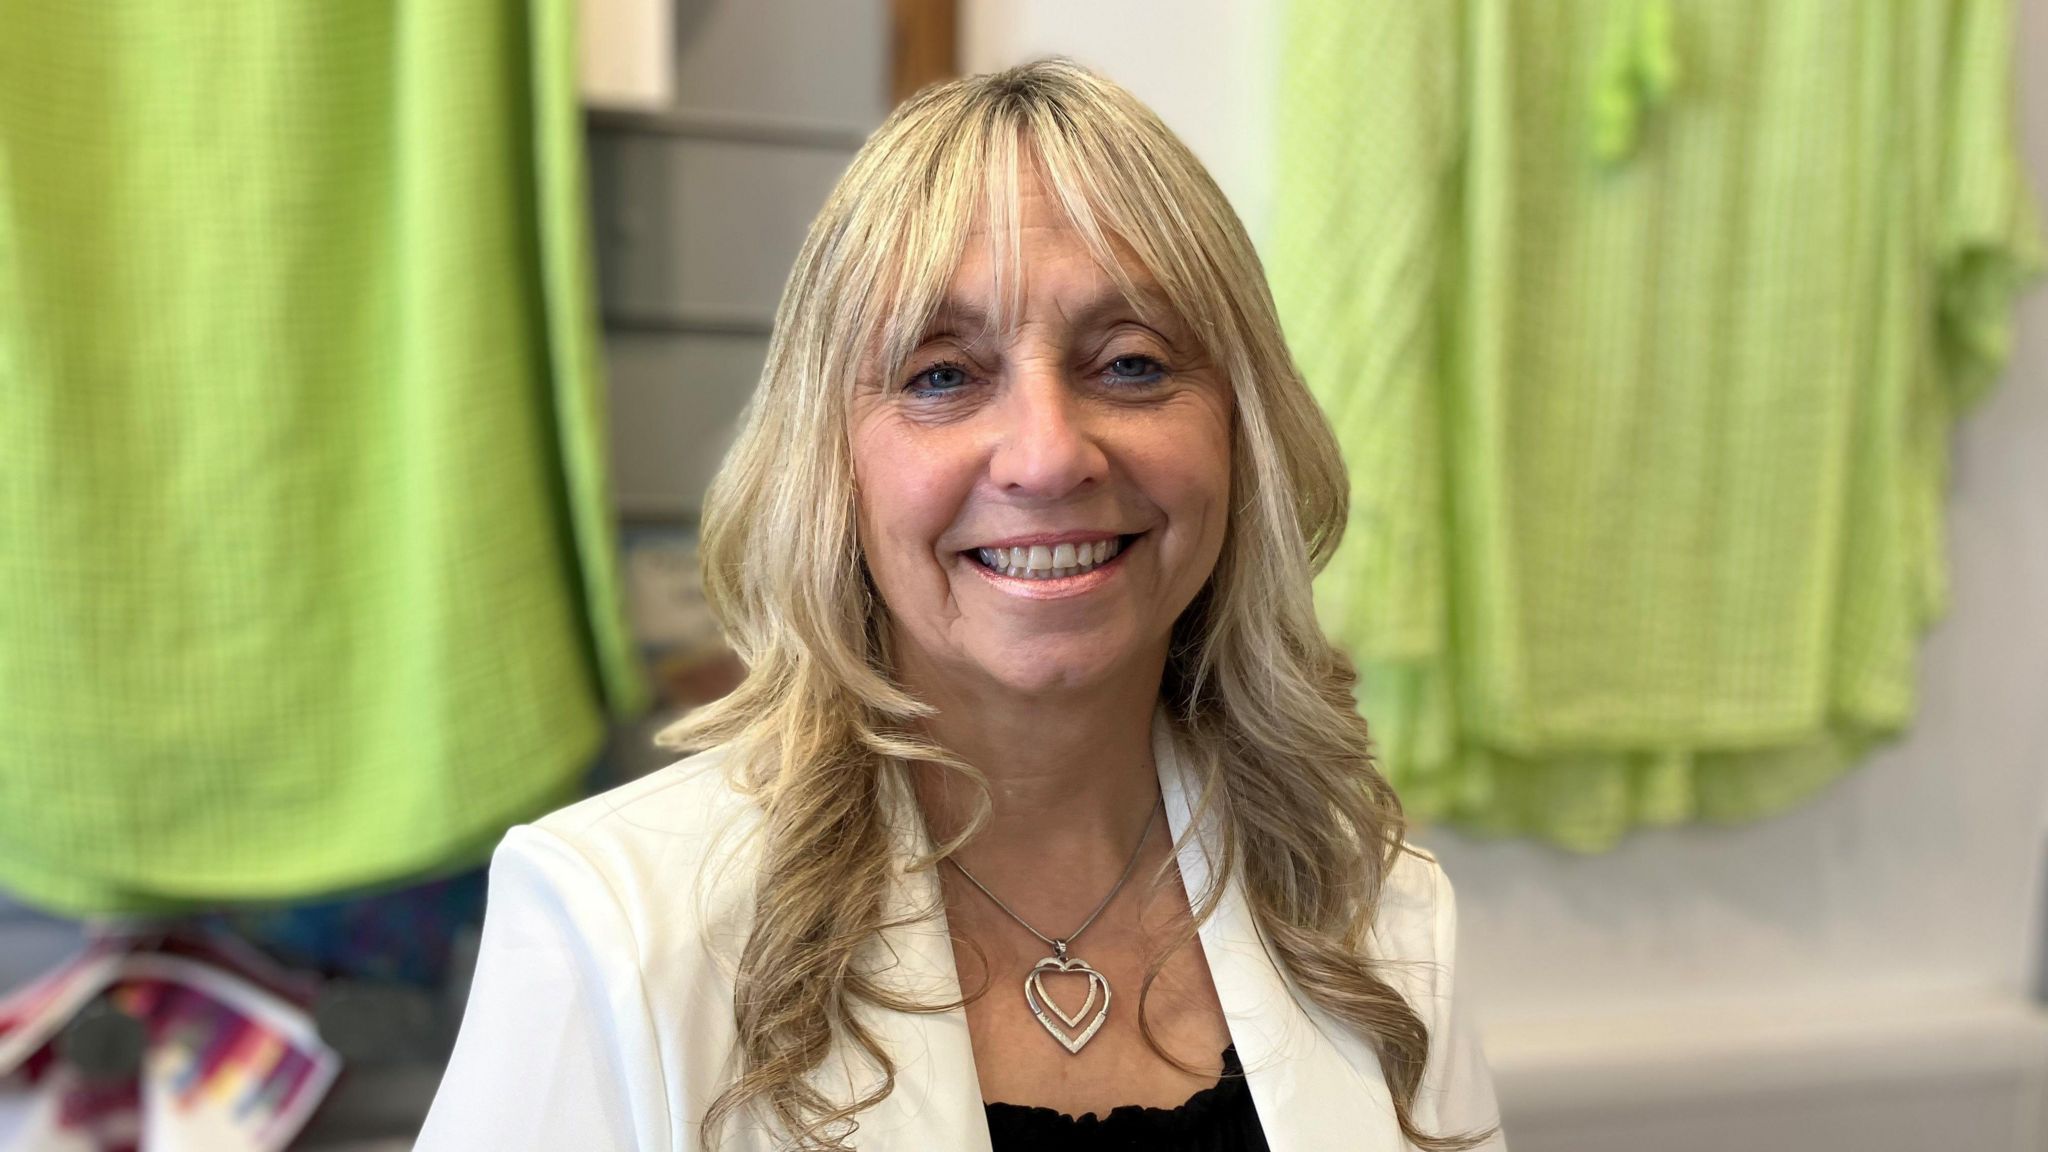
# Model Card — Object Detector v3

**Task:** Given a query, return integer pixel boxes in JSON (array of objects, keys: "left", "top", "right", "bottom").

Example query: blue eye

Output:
[
  {"left": 1105, "top": 355, "right": 1166, "bottom": 384},
  {"left": 905, "top": 362, "right": 970, "bottom": 396}
]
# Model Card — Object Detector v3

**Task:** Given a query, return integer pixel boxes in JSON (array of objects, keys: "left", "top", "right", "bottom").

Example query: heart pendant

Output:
[{"left": 1024, "top": 955, "right": 1111, "bottom": 1054}]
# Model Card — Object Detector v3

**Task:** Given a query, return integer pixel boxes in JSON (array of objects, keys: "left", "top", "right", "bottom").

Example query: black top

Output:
[{"left": 983, "top": 1044, "right": 1269, "bottom": 1151}]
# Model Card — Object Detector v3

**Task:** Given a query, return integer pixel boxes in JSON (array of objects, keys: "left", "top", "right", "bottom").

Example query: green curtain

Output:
[
  {"left": 0, "top": 1, "right": 649, "bottom": 912},
  {"left": 1271, "top": 0, "right": 2044, "bottom": 851}
]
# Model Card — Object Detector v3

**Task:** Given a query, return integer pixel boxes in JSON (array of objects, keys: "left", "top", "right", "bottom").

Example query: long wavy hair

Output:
[{"left": 661, "top": 59, "right": 1491, "bottom": 1151}]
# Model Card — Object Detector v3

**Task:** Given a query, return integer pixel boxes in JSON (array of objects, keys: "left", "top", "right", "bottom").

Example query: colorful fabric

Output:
[
  {"left": 1271, "top": 0, "right": 2044, "bottom": 850},
  {"left": 0, "top": 934, "right": 339, "bottom": 1152},
  {"left": 0, "top": 1, "right": 649, "bottom": 912}
]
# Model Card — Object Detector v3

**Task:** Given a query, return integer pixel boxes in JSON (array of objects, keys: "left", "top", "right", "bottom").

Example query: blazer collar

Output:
[
  {"left": 1151, "top": 712, "right": 1400, "bottom": 1147},
  {"left": 826, "top": 762, "right": 993, "bottom": 1150},
  {"left": 836, "top": 712, "right": 1396, "bottom": 1150}
]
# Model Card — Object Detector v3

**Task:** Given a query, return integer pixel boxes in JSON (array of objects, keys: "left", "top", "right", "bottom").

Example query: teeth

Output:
[{"left": 974, "top": 537, "right": 1124, "bottom": 579}]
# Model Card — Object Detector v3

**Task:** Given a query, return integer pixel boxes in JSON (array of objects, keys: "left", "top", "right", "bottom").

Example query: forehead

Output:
[
  {"left": 855, "top": 128, "right": 1219, "bottom": 381},
  {"left": 932, "top": 166, "right": 1177, "bottom": 336}
]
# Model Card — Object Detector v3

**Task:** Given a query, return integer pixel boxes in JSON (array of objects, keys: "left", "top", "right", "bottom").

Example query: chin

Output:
[{"left": 972, "top": 634, "right": 1150, "bottom": 700}]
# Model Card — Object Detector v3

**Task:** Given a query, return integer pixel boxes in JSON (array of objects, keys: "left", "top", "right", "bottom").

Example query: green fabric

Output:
[
  {"left": 1271, "top": 0, "right": 2044, "bottom": 852},
  {"left": 0, "top": 1, "right": 650, "bottom": 913}
]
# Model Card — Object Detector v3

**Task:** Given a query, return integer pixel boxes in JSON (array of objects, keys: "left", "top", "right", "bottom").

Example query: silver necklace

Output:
[{"left": 943, "top": 799, "right": 1162, "bottom": 1054}]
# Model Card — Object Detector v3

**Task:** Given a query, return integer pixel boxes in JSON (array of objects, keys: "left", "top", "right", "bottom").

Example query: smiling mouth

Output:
[{"left": 968, "top": 534, "right": 1136, "bottom": 580}]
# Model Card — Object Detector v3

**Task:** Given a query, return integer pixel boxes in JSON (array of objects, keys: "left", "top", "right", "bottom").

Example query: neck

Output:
[{"left": 902, "top": 653, "right": 1166, "bottom": 859}]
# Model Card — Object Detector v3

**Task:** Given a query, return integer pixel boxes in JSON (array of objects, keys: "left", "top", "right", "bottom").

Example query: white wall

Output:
[
  {"left": 961, "top": 1, "right": 1277, "bottom": 250},
  {"left": 966, "top": 0, "right": 2048, "bottom": 1032}
]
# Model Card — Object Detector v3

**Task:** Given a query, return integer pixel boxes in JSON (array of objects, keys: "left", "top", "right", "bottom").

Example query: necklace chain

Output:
[{"left": 943, "top": 799, "right": 1162, "bottom": 955}]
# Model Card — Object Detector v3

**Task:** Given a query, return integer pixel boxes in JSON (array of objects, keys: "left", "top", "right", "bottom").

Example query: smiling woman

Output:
[
  {"left": 851, "top": 173, "right": 1233, "bottom": 704},
  {"left": 416, "top": 59, "right": 1503, "bottom": 1152}
]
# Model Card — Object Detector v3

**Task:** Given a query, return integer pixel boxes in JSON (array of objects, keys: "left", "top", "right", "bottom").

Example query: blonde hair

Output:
[{"left": 662, "top": 59, "right": 1492, "bottom": 1151}]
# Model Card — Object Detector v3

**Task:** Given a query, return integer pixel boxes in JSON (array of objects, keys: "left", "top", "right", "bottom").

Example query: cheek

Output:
[
  {"left": 851, "top": 423, "right": 973, "bottom": 593},
  {"left": 1171, "top": 456, "right": 1232, "bottom": 561},
  {"left": 1151, "top": 403, "right": 1233, "bottom": 541}
]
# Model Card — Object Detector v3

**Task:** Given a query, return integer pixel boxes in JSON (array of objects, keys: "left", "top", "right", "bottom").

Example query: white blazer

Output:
[{"left": 415, "top": 715, "right": 1505, "bottom": 1150}]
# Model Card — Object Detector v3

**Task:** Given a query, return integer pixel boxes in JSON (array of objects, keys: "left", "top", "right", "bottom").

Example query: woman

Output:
[{"left": 417, "top": 60, "right": 1503, "bottom": 1151}]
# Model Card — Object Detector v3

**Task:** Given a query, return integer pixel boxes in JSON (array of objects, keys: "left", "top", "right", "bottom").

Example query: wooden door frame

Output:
[{"left": 891, "top": 0, "right": 959, "bottom": 104}]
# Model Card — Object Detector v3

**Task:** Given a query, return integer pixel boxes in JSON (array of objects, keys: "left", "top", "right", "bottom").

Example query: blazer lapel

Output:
[
  {"left": 1152, "top": 713, "right": 1406, "bottom": 1150},
  {"left": 832, "top": 764, "right": 995, "bottom": 1151}
]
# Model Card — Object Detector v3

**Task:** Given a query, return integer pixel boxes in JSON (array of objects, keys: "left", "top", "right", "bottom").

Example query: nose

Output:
[{"left": 986, "top": 368, "right": 1108, "bottom": 500}]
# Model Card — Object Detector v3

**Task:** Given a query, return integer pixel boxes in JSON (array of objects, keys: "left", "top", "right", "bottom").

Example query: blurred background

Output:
[{"left": 1, "top": 1, "right": 2044, "bottom": 1149}]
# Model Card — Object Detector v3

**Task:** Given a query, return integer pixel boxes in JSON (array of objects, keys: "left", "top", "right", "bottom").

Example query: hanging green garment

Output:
[
  {"left": 1271, "top": 0, "right": 2044, "bottom": 851},
  {"left": 0, "top": 1, "right": 650, "bottom": 913}
]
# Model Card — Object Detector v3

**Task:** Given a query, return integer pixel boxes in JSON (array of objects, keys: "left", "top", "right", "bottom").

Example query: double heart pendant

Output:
[{"left": 1024, "top": 951, "right": 1111, "bottom": 1054}]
